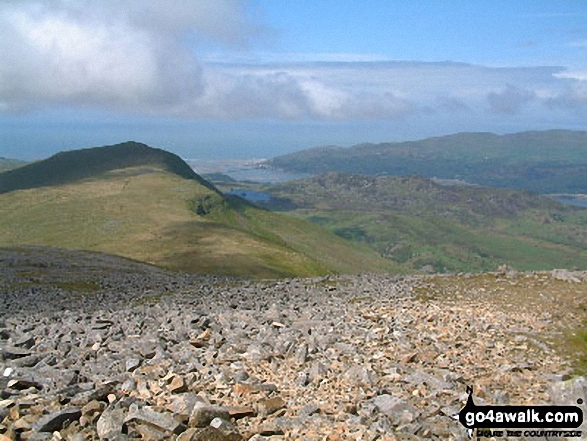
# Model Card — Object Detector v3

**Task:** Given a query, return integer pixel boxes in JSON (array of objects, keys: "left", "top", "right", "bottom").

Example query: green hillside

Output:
[
  {"left": 268, "top": 130, "right": 587, "bottom": 193},
  {"left": 259, "top": 173, "right": 587, "bottom": 273},
  {"left": 0, "top": 141, "right": 216, "bottom": 194},
  {"left": 0, "top": 157, "right": 27, "bottom": 172},
  {"left": 0, "top": 144, "right": 394, "bottom": 278}
]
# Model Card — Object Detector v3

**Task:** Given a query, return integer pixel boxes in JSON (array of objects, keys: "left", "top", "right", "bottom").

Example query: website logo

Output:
[{"left": 458, "top": 386, "right": 583, "bottom": 438}]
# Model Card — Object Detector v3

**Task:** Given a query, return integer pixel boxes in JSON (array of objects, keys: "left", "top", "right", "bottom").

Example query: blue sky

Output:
[{"left": 1, "top": 0, "right": 586, "bottom": 160}]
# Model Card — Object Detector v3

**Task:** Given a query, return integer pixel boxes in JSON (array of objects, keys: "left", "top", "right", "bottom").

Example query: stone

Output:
[
  {"left": 189, "top": 403, "right": 231, "bottom": 428},
  {"left": 81, "top": 400, "right": 106, "bottom": 416},
  {"left": 551, "top": 269, "right": 582, "bottom": 283},
  {"left": 133, "top": 424, "right": 166, "bottom": 440},
  {"left": 1, "top": 347, "right": 32, "bottom": 359},
  {"left": 299, "top": 403, "right": 320, "bottom": 417},
  {"left": 233, "top": 383, "right": 255, "bottom": 395},
  {"left": 258, "top": 396, "right": 286, "bottom": 416},
  {"left": 12, "top": 354, "right": 43, "bottom": 368},
  {"left": 166, "top": 393, "right": 206, "bottom": 421},
  {"left": 96, "top": 407, "right": 126, "bottom": 439},
  {"left": 34, "top": 407, "right": 82, "bottom": 432},
  {"left": 404, "top": 370, "right": 452, "bottom": 392},
  {"left": 551, "top": 376, "right": 587, "bottom": 434},
  {"left": 7, "top": 379, "right": 43, "bottom": 390},
  {"left": 193, "top": 426, "right": 243, "bottom": 441},
  {"left": 294, "top": 343, "right": 308, "bottom": 364},
  {"left": 125, "top": 358, "right": 141, "bottom": 372},
  {"left": 227, "top": 405, "right": 256, "bottom": 420},
  {"left": 210, "top": 417, "right": 239, "bottom": 431},
  {"left": 177, "top": 428, "right": 199, "bottom": 441},
  {"left": 125, "top": 406, "right": 186, "bottom": 435},
  {"left": 343, "top": 365, "right": 376, "bottom": 386},
  {"left": 119, "top": 378, "right": 136, "bottom": 395},
  {"left": 168, "top": 375, "right": 187, "bottom": 393},
  {"left": 13, "top": 335, "right": 35, "bottom": 349},
  {"left": 308, "top": 361, "right": 328, "bottom": 383},
  {"left": 363, "top": 394, "right": 418, "bottom": 425}
]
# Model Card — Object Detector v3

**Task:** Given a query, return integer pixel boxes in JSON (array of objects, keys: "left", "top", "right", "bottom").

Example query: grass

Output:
[
  {"left": 566, "top": 328, "right": 587, "bottom": 376},
  {"left": 0, "top": 167, "right": 393, "bottom": 278},
  {"left": 253, "top": 174, "right": 587, "bottom": 273}
]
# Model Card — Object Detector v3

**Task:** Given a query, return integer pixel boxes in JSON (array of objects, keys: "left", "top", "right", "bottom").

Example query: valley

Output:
[{"left": 2, "top": 134, "right": 587, "bottom": 439}]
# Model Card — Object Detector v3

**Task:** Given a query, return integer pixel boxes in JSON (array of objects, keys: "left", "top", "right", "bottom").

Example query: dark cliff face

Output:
[{"left": 0, "top": 141, "right": 217, "bottom": 194}]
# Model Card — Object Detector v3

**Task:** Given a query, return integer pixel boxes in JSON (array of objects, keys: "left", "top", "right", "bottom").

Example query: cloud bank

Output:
[{"left": 1, "top": 1, "right": 586, "bottom": 121}]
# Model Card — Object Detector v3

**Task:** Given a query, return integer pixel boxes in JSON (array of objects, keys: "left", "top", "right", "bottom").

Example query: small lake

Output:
[
  {"left": 226, "top": 189, "right": 271, "bottom": 201},
  {"left": 552, "top": 196, "right": 587, "bottom": 208}
]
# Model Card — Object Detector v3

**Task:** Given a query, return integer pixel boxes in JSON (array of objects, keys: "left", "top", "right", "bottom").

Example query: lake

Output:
[
  {"left": 226, "top": 189, "right": 271, "bottom": 201},
  {"left": 552, "top": 196, "right": 587, "bottom": 208}
]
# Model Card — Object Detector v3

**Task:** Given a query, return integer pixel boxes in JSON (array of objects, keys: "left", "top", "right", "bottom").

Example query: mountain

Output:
[
  {"left": 0, "top": 141, "right": 216, "bottom": 194},
  {"left": 0, "top": 157, "right": 27, "bottom": 173},
  {"left": 0, "top": 143, "right": 394, "bottom": 278},
  {"left": 267, "top": 130, "right": 587, "bottom": 193},
  {"left": 259, "top": 173, "right": 587, "bottom": 273}
]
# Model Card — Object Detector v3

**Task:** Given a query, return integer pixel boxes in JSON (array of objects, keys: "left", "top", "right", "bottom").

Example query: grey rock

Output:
[
  {"left": 299, "top": 403, "right": 321, "bottom": 417},
  {"left": 34, "top": 407, "right": 82, "bottom": 432},
  {"left": 125, "top": 358, "right": 141, "bottom": 372},
  {"left": 405, "top": 370, "right": 452, "bottom": 392},
  {"left": 551, "top": 376, "right": 587, "bottom": 434},
  {"left": 189, "top": 402, "right": 231, "bottom": 428},
  {"left": 125, "top": 405, "right": 186, "bottom": 435},
  {"left": 210, "top": 416, "right": 240, "bottom": 432},
  {"left": 308, "top": 361, "right": 328, "bottom": 383},
  {"left": 7, "top": 378, "right": 43, "bottom": 390},
  {"left": 12, "top": 353, "right": 43, "bottom": 368},
  {"left": 232, "top": 370, "right": 249, "bottom": 383},
  {"left": 344, "top": 364, "right": 376, "bottom": 386},
  {"left": 551, "top": 269, "right": 582, "bottom": 283},
  {"left": 97, "top": 407, "right": 126, "bottom": 439},
  {"left": 166, "top": 392, "right": 206, "bottom": 420},
  {"left": 363, "top": 394, "right": 418, "bottom": 425},
  {"left": 294, "top": 371, "right": 308, "bottom": 387},
  {"left": 119, "top": 378, "right": 136, "bottom": 394},
  {"left": 1, "top": 346, "right": 32, "bottom": 359},
  {"left": 294, "top": 343, "right": 308, "bottom": 364}
]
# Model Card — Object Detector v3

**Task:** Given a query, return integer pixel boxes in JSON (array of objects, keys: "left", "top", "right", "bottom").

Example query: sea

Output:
[{"left": 186, "top": 159, "right": 308, "bottom": 183}]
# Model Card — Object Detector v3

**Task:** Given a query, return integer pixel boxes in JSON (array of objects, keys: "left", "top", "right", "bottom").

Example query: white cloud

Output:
[
  {"left": 0, "top": 1, "right": 586, "bottom": 122},
  {"left": 554, "top": 71, "right": 587, "bottom": 81},
  {"left": 487, "top": 84, "right": 536, "bottom": 114}
]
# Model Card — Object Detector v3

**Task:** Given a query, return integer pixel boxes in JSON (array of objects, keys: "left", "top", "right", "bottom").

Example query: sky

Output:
[{"left": 0, "top": 0, "right": 586, "bottom": 160}]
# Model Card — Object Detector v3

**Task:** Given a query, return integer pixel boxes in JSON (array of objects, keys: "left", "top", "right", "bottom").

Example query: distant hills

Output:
[
  {"left": 268, "top": 130, "right": 587, "bottom": 193},
  {"left": 0, "top": 157, "right": 27, "bottom": 173},
  {"left": 0, "top": 142, "right": 394, "bottom": 278},
  {"left": 259, "top": 173, "right": 587, "bottom": 273}
]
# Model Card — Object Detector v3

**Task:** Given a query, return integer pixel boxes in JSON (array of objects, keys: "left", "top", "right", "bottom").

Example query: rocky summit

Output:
[{"left": 1, "top": 247, "right": 587, "bottom": 440}]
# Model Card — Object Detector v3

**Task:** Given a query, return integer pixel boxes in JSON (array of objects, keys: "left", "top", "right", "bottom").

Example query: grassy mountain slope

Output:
[
  {"left": 268, "top": 130, "right": 587, "bottom": 193},
  {"left": 260, "top": 173, "right": 587, "bottom": 273},
  {"left": 0, "top": 148, "right": 395, "bottom": 278},
  {"left": 0, "top": 141, "right": 216, "bottom": 194},
  {"left": 0, "top": 157, "right": 27, "bottom": 172}
]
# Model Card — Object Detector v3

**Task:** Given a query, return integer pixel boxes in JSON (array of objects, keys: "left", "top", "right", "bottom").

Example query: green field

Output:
[
  {"left": 0, "top": 167, "right": 395, "bottom": 278},
  {"left": 253, "top": 173, "right": 587, "bottom": 273}
]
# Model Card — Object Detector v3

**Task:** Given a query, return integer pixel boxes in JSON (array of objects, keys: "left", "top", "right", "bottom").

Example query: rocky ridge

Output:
[{"left": 1, "top": 247, "right": 587, "bottom": 440}]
